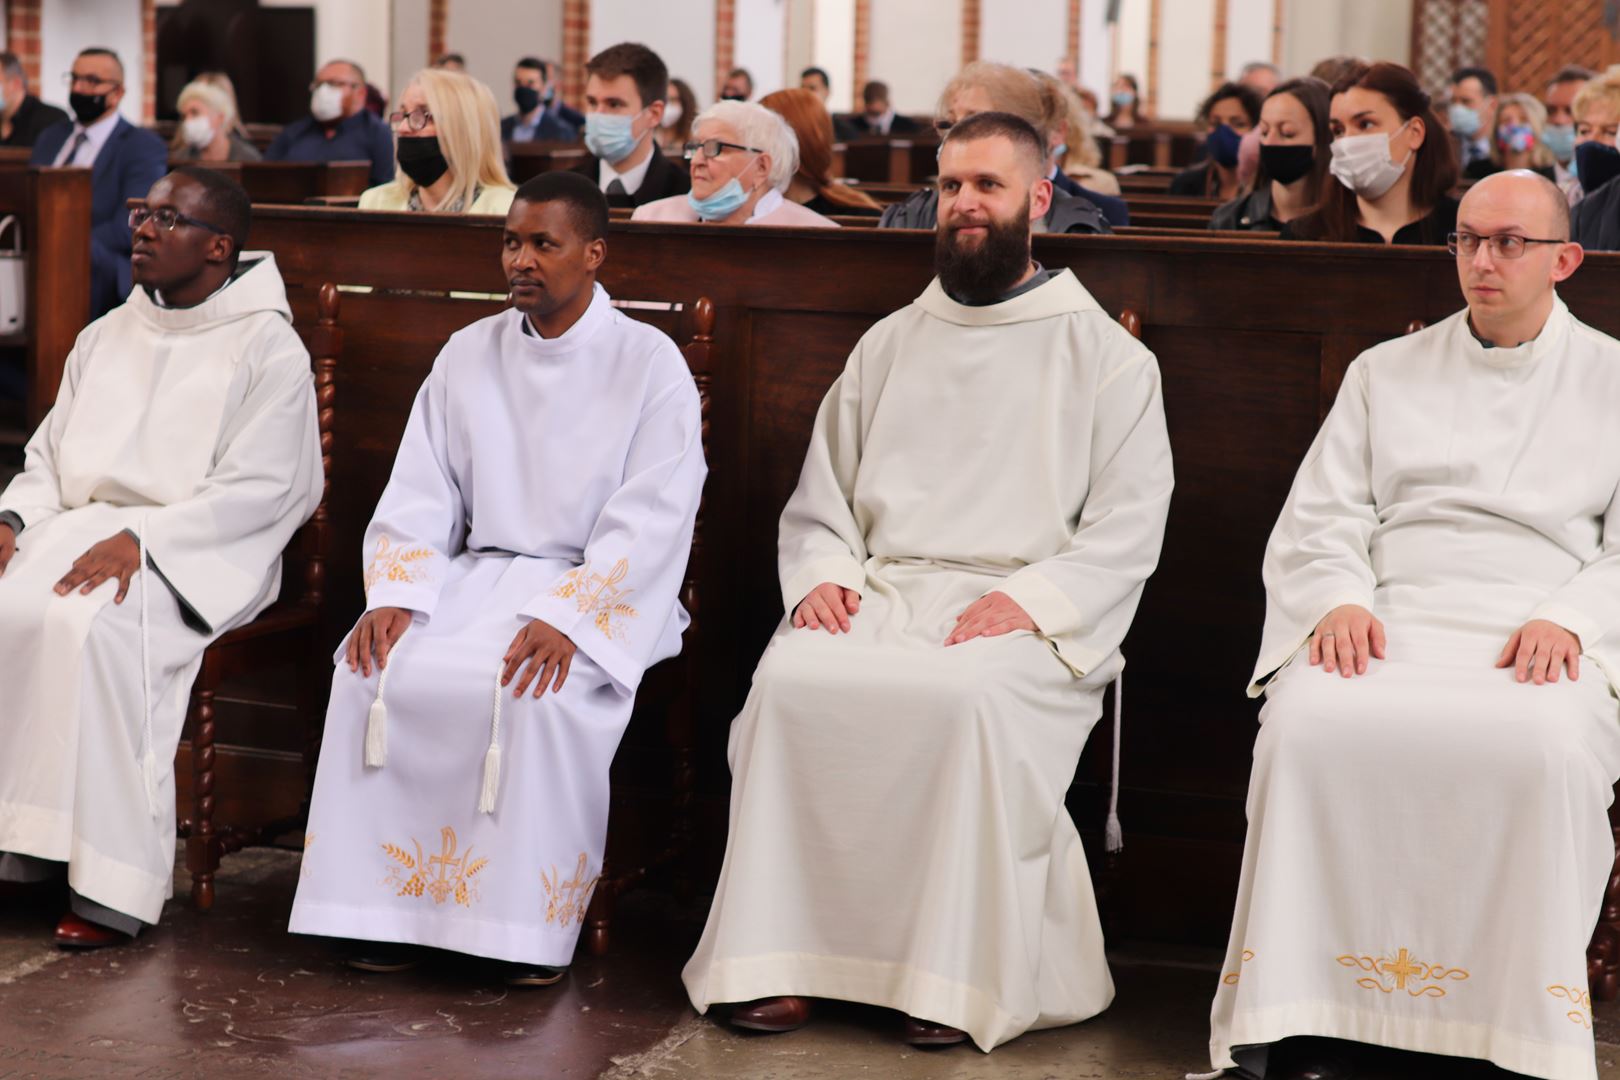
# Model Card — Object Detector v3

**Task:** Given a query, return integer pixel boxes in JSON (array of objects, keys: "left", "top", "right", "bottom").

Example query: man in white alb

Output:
[
  {"left": 1208, "top": 171, "right": 1620, "bottom": 1080},
  {"left": 682, "top": 111, "right": 1175, "bottom": 1050}
]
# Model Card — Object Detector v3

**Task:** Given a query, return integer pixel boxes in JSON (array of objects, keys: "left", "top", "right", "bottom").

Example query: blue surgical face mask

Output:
[
  {"left": 1448, "top": 102, "right": 1482, "bottom": 138},
  {"left": 584, "top": 110, "right": 644, "bottom": 164},
  {"left": 1543, "top": 122, "right": 1577, "bottom": 163},
  {"left": 1111, "top": 90, "right": 1135, "bottom": 108},
  {"left": 687, "top": 177, "right": 751, "bottom": 220}
]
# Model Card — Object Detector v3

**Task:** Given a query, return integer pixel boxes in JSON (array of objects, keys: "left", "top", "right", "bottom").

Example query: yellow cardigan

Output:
[{"left": 357, "top": 182, "right": 516, "bottom": 214}]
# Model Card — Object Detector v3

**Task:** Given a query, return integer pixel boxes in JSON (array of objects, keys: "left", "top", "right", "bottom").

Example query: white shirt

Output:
[
  {"left": 598, "top": 144, "right": 654, "bottom": 196},
  {"left": 867, "top": 109, "right": 896, "bottom": 136},
  {"left": 53, "top": 108, "right": 121, "bottom": 168}
]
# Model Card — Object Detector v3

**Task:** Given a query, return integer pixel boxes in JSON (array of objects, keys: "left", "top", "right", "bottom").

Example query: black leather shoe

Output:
[
  {"left": 344, "top": 942, "right": 423, "bottom": 973},
  {"left": 903, "top": 1015, "right": 969, "bottom": 1047},
  {"left": 504, "top": 963, "right": 567, "bottom": 987},
  {"left": 1269, "top": 1037, "right": 1359, "bottom": 1080}
]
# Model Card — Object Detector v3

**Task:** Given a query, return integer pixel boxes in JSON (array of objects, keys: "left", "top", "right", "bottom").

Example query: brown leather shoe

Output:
[
  {"left": 53, "top": 912, "right": 128, "bottom": 949},
  {"left": 729, "top": 995, "right": 811, "bottom": 1033},
  {"left": 903, "top": 1015, "right": 968, "bottom": 1047}
]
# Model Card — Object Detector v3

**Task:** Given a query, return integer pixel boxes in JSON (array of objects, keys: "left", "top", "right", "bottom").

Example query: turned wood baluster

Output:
[{"left": 187, "top": 682, "right": 218, "bottom": 910}]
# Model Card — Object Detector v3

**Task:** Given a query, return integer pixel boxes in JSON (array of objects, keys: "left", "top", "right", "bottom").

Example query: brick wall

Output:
[
  {"left": 429, "top": 0, "right": 448, "bottom": 66},
  {"left": 714, "top": 0, "right": 735, "bottom": 100},
  {"left": 852, "top": 0, "right": 869, "bottom": 112},
  {"left": 1067, "top": 0, "right": 1081, "bottom": 70},
  {"left": 6, "top": 0, "right": 41, "bottom": 91},
  {"left": 561, "top": 0, "right": 588, "bottom": 108},
  {"left": 141, "top": 0, "right": 155, "bottom": 122},
  {"left": 960, "top": 0, "right": 980, "bottom": 67}
]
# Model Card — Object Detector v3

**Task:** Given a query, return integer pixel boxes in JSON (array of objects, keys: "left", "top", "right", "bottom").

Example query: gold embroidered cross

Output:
[
  {"left": 1380, "top": 949, "right": 1422, "bottom": 991},
  {"left": 541, "top": 853, "right": 601, "bottom": 927},
  {"left": 382, "top": 825, "right": 489, "bottom": 907}
]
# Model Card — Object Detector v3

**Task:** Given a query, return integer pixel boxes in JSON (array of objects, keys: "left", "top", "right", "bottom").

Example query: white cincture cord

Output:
[
  {"left": 1105, "top": 672, "right": 1124, "bottom": 854},
  {"left": 479, "top": 666, "right": 504, "bottom": 814},
  {"left": 364, "top": 633, "right": 399, "bottom": 768},
  {"left": 138, "top": 518, "right": 160, "bottom": 820}
]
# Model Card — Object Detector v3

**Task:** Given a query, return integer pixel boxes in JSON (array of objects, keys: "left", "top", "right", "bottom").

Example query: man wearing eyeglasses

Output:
[
  {"left": 1207, "top": 170, "right": 1620, "bottom": 1080},
  {"left": 264, "top": 59, "right": 396, "bottom": 188},
  {"left": 0, "top": 167, "right": 322, "bottom": 951},
  {"left": 29, "top": 48, "right": 166, "bottom": 319}
]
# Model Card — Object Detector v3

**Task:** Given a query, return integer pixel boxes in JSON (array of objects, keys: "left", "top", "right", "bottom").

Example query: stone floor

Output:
[{"left": 2, "top": 851, "right": 1620, "bottom": 1079}]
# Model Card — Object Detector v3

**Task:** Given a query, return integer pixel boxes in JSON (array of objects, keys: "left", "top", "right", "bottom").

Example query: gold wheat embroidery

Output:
[
  {"left": 540, "top": 853, "right": 600, "bottom": 927},
  {"left": 381, "top": 826, "right": 490, "bottom": 907},
  {"left": 1222, "top": 949, "right": 1255, "bottom": 986},
  {"left": 364, "top": 535, "right": 436, "bottom": 594},
  {"left": 550, "top": 558, "right": 639, "bottom": 641},
  {"left": 300, "top": 832, "right": 316, "bottom": 879},
  {"left": 1337, "top": 948, "right": 1469, "bottom": 998},
  {"left": 1548, "top": 984, "right": 1593, "bottom": 1029}
]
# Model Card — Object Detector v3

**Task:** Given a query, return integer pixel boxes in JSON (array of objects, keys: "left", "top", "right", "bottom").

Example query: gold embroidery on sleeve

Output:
[
  {"left": 300, "top": 832, "right": 315, "bottom": 879},
  {"left": 1337, "top": 948, "right": 1470, "bottom": 998},
  {"left": 1222, "top": 949, "right": 1255, "bottom": 985},
  {"left": 1548, "top": 984, "right": 1593, "bottom": 1029},
  {"left": 550, "top": 558, "right": 639, "bottom": 641},
  {"left": 364, "top": 535, "right": 436, "bottom": 594},
  {"left": 382, "top": 826, "right": 489, "bottom": 907},
  {"left": 540, "top": 853, "right": 601, "bottom": 927}
]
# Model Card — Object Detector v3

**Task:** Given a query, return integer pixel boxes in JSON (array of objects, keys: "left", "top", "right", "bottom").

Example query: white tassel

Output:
[
  {"left": 478, "top": 668, "right": 503, "bottom": 814},
  {"left": 365, "top": 656, "right": 392, "bottom": 768},
  {"left": 1104, "top": 672, "right": 1124, "bottom": 854},
  {"left": 137, "top": 518, "right": 161, "bottom": 820},
  {"left": 1185, "top": 1071, "right": 1228, "bottom": 1079}
]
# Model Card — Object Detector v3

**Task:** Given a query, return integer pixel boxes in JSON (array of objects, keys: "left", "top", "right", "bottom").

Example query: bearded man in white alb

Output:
[
  {"left": 1208, "top": 171, "right": 1620, "bottom": 1080},
  {"left": 0, "top": 167, "right": 322, "bottom": 947},
  {"left": 683, "top": 111, "right": 1174, "bottom": 1050}
]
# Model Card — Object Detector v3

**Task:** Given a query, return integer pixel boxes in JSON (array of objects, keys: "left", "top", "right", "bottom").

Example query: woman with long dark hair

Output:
[
  {"left": 1170, "top": 82, "right": 1261, "bottom": 200},
  {"left": 1284, "top": 62, "right": 1459, "bottom": 244},
  {"left": 1212, "top": 77, "right": 1332, "bottom": 231}
]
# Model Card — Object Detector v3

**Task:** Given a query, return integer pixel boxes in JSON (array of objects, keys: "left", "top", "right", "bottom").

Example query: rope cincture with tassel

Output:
[
  {"left": 137, "top": 517, "right": 160, "bottom": 820},
  {"left": 365, "top": 644, "right": 394, "bottom": 768},
  {"left": 1105, "top": 671, "right": 1124, "bottom": 854},
  {"left": 479, "top": 666, "right": 503, "bottom": 814}
]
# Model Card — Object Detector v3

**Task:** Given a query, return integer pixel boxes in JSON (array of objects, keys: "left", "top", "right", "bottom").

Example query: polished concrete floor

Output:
[{"left": 3, "top": 850, "right": 1620, "bottom": 1079}]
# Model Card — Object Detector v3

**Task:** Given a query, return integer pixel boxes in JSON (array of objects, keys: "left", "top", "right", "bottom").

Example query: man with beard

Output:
[
  {"left": 683, "top": 111, "right": 1174, "bottom": 1050},
  {"left": 289, "top": 171, "right": 705, "bottom": 986}
]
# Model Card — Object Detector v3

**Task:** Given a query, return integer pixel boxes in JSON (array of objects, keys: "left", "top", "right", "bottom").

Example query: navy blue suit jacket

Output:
[
  {"left": 1051, "top": 169, "right": 1129, "bottom": 227},
  {"left": 33, "top": 116, "right": 168, "bottom": 317}
]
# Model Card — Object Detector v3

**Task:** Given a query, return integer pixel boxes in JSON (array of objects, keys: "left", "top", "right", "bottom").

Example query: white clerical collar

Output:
[
  {"left": 1458, "top": 294, "right": 1569, "bottom": 369},
  {"left": 600, "top": 144, "right": 654, "bottom": 195},
  {"left": 515, "top": 282, "right": 612, "bottom": 351},
  {"left": 747, "top": 189, "right": 785, "bottom": 222}
]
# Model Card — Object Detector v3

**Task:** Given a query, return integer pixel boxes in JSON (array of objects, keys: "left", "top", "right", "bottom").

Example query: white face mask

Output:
[
  {"left": 310, "top": 82, "right": 345, "bottom": 123},
  {"left": 1329, "top": 122, "right": 1413, "bottom": 200},
  {"left": 181, "top": 114, "right": 216, "bottom": 149},
  {"left": 661, "top": 102, "right": 683, "bottom": 129}
]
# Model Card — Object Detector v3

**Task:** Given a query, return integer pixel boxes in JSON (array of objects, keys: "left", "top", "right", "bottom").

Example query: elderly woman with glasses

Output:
[
  {"left": 358, "top": 68, "right": 515, "bottom": 215},
  {"left": 632, "top": 100, "right": 838, "bottom": 227}
]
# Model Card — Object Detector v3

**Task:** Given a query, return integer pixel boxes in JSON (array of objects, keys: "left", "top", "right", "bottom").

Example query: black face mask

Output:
[
  {"left": 1577, "top": 140, "right": 1620, "bottom": 195},
  {"left": 514, "top": 85, "right": 541, "bottom": 114},
  {"left": 1260, "top": 143, "right": 1315, "bottom": 185},
  {"left": 934, "top": 198, "right": 1033, "bottom": 305},
  {"left": 69, "top": 91, "right": 109, "bottom": 126},
  {"left": 396, "top": 135, "right": 450, "bottom": 188},
  {"left": 721, "top": 92, "right": 747, "bottom": 102}
]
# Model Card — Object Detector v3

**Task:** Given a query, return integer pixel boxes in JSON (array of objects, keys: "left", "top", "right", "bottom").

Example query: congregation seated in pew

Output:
[
  {"left": 170, "top": 77, "right": 261, "bottom": 163},
  {"left": 1282, "top": 61, "right": 1459, "bottom": 245},
  {"left": 265, "top": 59, "right": 395, "bottom": 188},
  {"left": 683, "top": 110, "right": 1173, "bottom": 1051},
  {"left": 0, "top": 167, "right": 322, "bottom": 947},
  {"left": 632, "top": 100, "right": 837, "bottom": 228},
  {"left": 1046, "top": 73, "right": 1120, "bottom": 196},
  {"left": 0, "top": 50, "right": 67, "bottom": 149},
  {"left": 289, "top": 171, "right": 705, "bottom": 987},
  {"left": 1572, "top": 65, "right": 1620, "bottom": 250},
  {"left": 657, "top": 76, "right": 698, "bottom": 158},
  {"left": 1209, "top": 170, "right": 1620, "bottom": 1080},
  {"left": 1211, "top": 77, "right": 1331, "bottom": 232},
  {"left": 359, "top": 68, "right": 514, "bottom": 215},
  {"left": 578, "top": 43, "right": 690, "bottom": 210},
  {"left": 1171, "top": 82, "right": 1260, "bottom": 200},
  {"left": 843, "top": 79, "right": 920, "bottom": 137},
  {"left": 759, "top": 88, "right": 882, "bottom": 218},
  {"left": 502, "top": 55, "right": 578, "bottom": 144}
]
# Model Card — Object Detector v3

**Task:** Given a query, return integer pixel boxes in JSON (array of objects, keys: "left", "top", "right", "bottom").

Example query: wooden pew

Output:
[
  {"left": 177, "top": 160, "right": 372, "bottom": 203},
  {"left": 505, "top": 140, "right": 589, "bottom": 185},
  {"left": 164, "top": 209, "right": 1620, "bottom": 956},
  {"left": 1102, "top": 122, "right": 1202, "bottom": 169}
]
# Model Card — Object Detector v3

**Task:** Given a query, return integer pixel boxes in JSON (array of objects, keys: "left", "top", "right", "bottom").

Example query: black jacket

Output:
[
  {"left": 571, "top": 143, "right": 690, "bottom": 209},
  {"left": 1573, "top": 177, "right": 1620, "bottom": 252},
  {"left": 845, "top": 113, "right": 922, "bottom": 137},
  {"left": 878, "top": 186, "right": 1111, "bottom": 235},
  {"left": 1, "top": 95, "right": 69, "bottom": 148}
]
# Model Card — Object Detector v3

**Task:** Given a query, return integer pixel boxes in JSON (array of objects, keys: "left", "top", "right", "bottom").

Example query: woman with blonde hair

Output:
[
  {"left": 1036, "top": 72, "right": 1120, "bottom": 196},
  {"left": 359, "top": 68, "right": 515, "bottom": 214},
  {"left": 759, "top": 88, "right": 882, "bottom": 216},
  {"left": 1482, "top": 92, "right": 1557, "bottom": 180},
  {"left": 171, "top": 77, "right": 261, "bottom": 162}
]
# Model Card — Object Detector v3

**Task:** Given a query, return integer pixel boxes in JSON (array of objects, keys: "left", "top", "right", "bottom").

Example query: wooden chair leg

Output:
[
  {"left": 585, "top": 868, "right": 615, "bottom": 957},
  {"left": 1592, "top": 827, "right": 1620, "bottom": 1002},
  {"left": 186, "top": 684, "right": 219, "bottom": 911}
]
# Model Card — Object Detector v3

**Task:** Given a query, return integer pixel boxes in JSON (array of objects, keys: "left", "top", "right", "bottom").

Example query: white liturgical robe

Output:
[
  {"left": 289, "top": 286, "right": 705, "bottom": 966},
  {"left": 1209, "top": 297, "right": 1620, "bottom": 1080},
  {"left": 0, "top": 254, "right": 323, "bottom": 925},
  {"left": 682, "top": 269, "right": 1174, "bottom": 1050}
]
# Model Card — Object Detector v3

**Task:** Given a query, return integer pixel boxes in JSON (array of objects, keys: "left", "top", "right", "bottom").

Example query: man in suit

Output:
[
  {"left": 502, "top": 57, "right": 578, "bottom": 144},
  {"left": 31, "top": 47, "right": 166, "bottom": 319},
  {"left": 263, "top": 59, "right": 395, "bottom": 187},
  {"left": 848, "top": 81, "right": 921, "bottom": 136},
  {"left": 572, "top": 43, "right": 689, "bottom": 211},
  {"left": 541, "top": 60, "right": 586, "bottom": 132},
  {"left": 0, "top": 52, "right": 67, "bottom": 148},
  {"left": 801, "top": 67, "right": 859, "bottom": 142}
]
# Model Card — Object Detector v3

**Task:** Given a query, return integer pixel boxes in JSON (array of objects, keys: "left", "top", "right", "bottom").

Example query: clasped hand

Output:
[
  {"left": 1312, "top": 604, "right": 1580, "bottom": 685},
  {"left": 791, "top": 582, "right": 1035, "bottom": 646}
]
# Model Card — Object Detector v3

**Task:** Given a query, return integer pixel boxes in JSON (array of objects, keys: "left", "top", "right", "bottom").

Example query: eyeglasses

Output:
[
  {"left": 64, "top": 72, "right": 120, "bottom": 92},
  {"left": 128, "top": 206, "right": 229, "bottom": 236},
  {"left": 388, "top": 107, "right": 435, "bottom": 132},
  {"left": 683, "top": 139, "right": 764, "bottom": 160},
  {"left": 1446, "top": 231, "right": 1565, "bottom": 259},
  {"left": 934, "top": 119, "right": 954, "bottom": 135}
]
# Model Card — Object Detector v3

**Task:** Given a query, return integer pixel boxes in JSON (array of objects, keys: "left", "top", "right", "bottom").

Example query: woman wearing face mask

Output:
[
  {"left": 1170, "top": 83, "right": 1261, "bottom": 199},
  {"left": 1211, "top": 77, "right": 1330, "bottom": 231},
  {"left": 632, "top": 100, "right": 837, "bottom": 227},
  {"left": 169, "top": 79, "right": 261, "bottom": 163},
  {"left": 1571, "top": 64, "right": 1620, "bottom": 250},
  {"left": 1283, "top": 62, "right": 1458, "bottom": 245},
  {"left": 1474, "top": 92, "right": 1559, "bottom": 182},
  {"left": 657, "top": 78, "right": 698, "bottom": 158},
  {"left": 1105, "top": 74, "right": 1143, "bottom": 130},
  {"left": 359, "top": 69, "right": 515, "bottom": 214}
]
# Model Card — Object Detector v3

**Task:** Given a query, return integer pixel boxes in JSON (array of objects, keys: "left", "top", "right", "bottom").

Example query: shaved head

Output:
[{"left": 1460, "top": 169, "right": 1570, "bottom": 240}]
